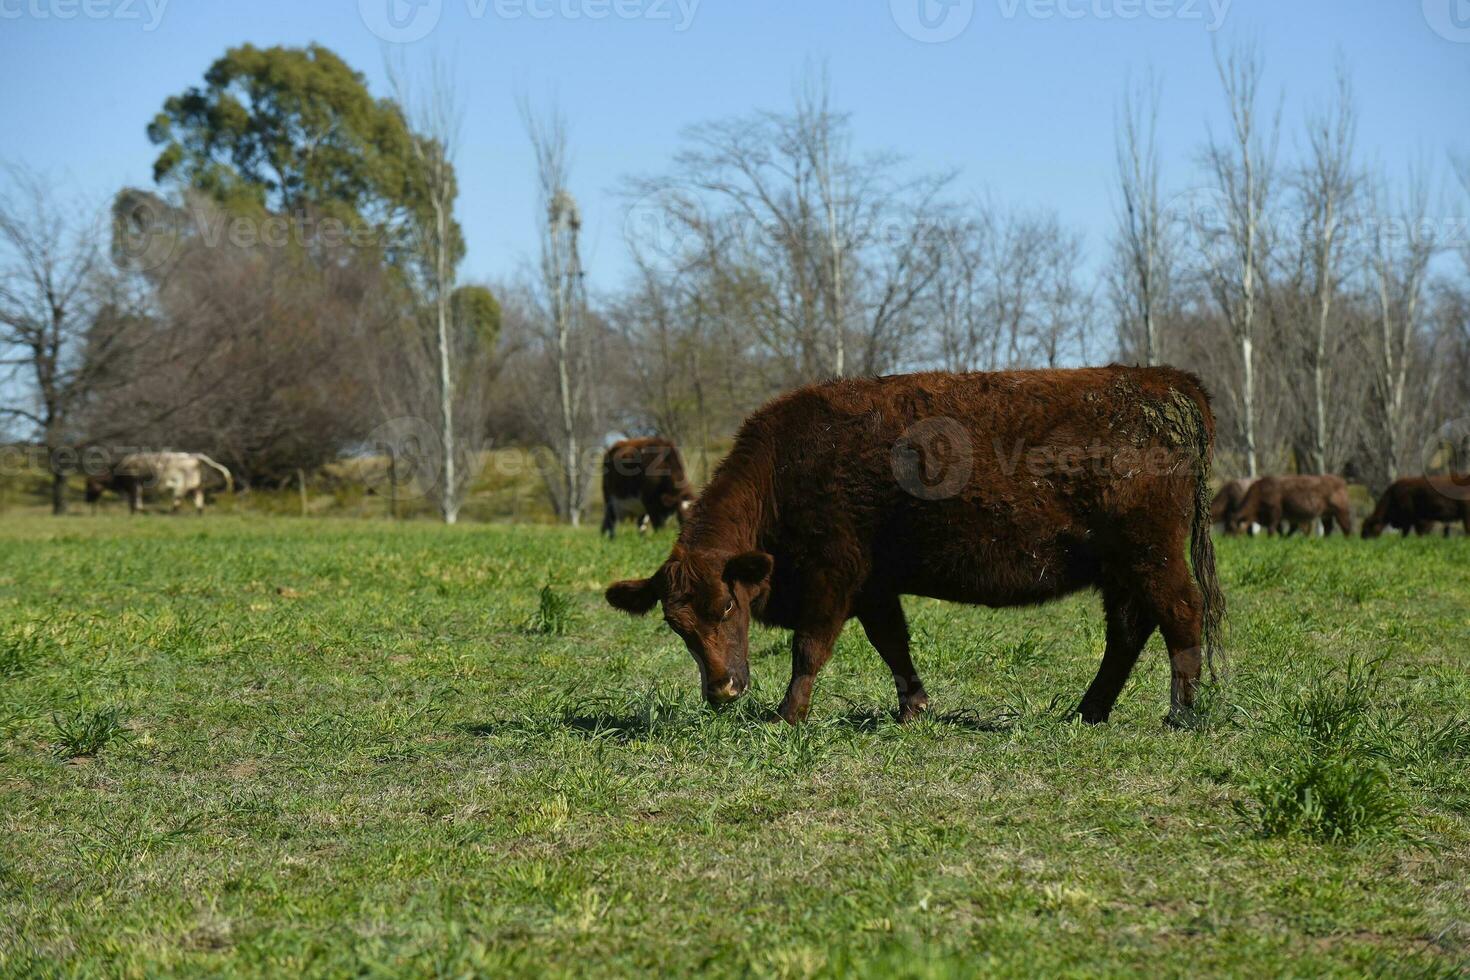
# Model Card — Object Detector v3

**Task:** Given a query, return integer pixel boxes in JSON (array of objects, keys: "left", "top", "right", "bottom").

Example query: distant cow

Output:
[
  {"left": 86, "top": 452, "right": 233, "bottom": 514},
  {"left": 1210, "top": 477, "right": 1258, "bottom": 533},
  {"left": 1362, "top": 476, "right": 1470, "bottom": 538},
  {"left": 1228, "top": 474, "right": 1353, "bottom": 536},
  {"left": 606, "top": 366, "right": 1223, "bottom": 727},
  {"left": 600, "top": 437, "right": 696, "bottom": 537}
]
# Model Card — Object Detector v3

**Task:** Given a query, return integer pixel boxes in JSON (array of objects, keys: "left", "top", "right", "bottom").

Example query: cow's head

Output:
[
  {"left": 605, "top": 545, "right": 773, "bottom": 707},
  {"left": 1361, "top": 517, "right": 1385, "bottom": 539},
  {"left": 84, "top": 476, "right": 108, "bottom": 504},
  {"left": 660, "top": 491, "right": 697, "bottom": 526}
]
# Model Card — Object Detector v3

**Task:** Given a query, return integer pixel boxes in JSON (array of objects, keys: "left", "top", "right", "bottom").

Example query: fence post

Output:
[
  {"left": 387, "top": 447, "right": 398, "bottom": 520},
  {"left": 297, "top": 468, "right": 307, "bottom": 517}
]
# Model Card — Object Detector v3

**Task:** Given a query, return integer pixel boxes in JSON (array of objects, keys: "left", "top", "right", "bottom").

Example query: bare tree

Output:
[
  {"left": 1293, "top": 62, "right": 1360, "bottom": 474},
  {"left": 628, "top": 77, "right": 952, "bottom": 389},
  {"left": 1111, "top": 69, "right": 1174, "bottom": 366},
  {"left": 0, "top": 165, "right": 113, "bottom": 513},
  {"left": 1195, "top": 38, "right": 1280, "bottom": 477},
  {"left": 797, "top": 67, "right": 852, "bottom": 377},
  {"left": 1035, "top": 226, "right": 1095, "bottom": 367},
  {"left": 1366, "top": 164, "right": 1438, "bottom": 485},
  {"left": 521, "top": 99, "right": 598, "bottom": 525},
  {"left": 387, "top": 58, "right": 468, "bottom": 523}
]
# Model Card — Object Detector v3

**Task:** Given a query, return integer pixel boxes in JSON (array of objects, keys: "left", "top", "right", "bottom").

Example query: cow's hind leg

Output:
[
  {"left": 1077, "top": 586, "right": 1156, "bottom": 724},
  {"left": 856, "top": 593, "right": 928, "bottom": 723},
  {"left": 1137, "top": 560, "right": 1206, "bottom": 727},
  {"left": 601, "top": 502, "right": 615, "bottom": 538}
]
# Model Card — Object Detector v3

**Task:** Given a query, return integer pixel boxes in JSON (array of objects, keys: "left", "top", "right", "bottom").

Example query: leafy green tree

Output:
[
  {"left": 452, "top": 285, "right": 501, "bottom": 349},
  {"left": 147, "top": 43, "right": 459, "bottom": 258}
]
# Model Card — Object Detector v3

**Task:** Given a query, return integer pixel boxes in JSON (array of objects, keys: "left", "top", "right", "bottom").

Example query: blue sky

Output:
[{"left": 1, "top": 0, "right": 1466, "bottom": 291}]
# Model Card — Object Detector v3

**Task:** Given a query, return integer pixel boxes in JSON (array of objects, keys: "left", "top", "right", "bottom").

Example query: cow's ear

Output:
[
  {"left": 605, "top": 577, "right": 659, "bottom": 615},
  {"left": 724, "top": 551, "right": 773, "bottom": 588}
]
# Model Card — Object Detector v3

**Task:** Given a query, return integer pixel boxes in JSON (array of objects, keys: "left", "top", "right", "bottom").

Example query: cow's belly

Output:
[
  {"left": 611, "top": 496, "right": 646, "bottom": 521},
  {"left": 871, "top": 507, "right": 1101, "bottom": 607}
]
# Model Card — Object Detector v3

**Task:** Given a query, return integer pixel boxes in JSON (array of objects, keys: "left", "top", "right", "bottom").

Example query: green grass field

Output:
[{"left": 2, "top": 515, "right": 1468, "bottom": 977}]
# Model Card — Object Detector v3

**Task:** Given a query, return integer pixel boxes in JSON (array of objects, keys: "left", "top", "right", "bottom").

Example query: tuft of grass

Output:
[
  {"left": 1233, "top": 550, "right": 1292, "bottom": 589},
  {"left": 1278, "top": 656, "right": 1395, "bottom": 750},
  {"left": 0, "top": 626, "right": 41, "bottom": 678},
  {"left": 50, "top": 707, "right": 128, "bottom": 759},
  {"left": 525, "top": 584, "right": 574, "bottom": 636},
  {"left": 1252, "top": 753, "right": 1401, "bottom": 843},
  {"left": 1250, "top": 657, "right": 1404, "bottom": 842}
]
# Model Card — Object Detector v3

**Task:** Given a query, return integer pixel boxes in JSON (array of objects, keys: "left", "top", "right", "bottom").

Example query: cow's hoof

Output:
[
  {"left": 897, "top": 697, "right": 929, "bottom": 724},
  {"left": 1163, "top": 708, "right": 1202, "bottom": 730}
]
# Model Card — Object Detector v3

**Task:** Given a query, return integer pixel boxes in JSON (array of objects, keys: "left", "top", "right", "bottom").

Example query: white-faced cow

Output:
[
  {"left": 86, "top": 452, "right": 233, "bottom": 514},
  {"left": 601, "top": 437, "right": 696, "bottom": 538}
]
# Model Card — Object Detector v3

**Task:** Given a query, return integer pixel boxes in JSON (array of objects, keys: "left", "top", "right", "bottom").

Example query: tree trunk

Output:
[
  {"left": 434, "top": 198, "right": 458, "bottom": 526},
  {"left": 51, "top": 468, "right": 66, "bottom": 516},
  {"left": 1241, "top": 334, "right": 1258, "bottom": 478}
]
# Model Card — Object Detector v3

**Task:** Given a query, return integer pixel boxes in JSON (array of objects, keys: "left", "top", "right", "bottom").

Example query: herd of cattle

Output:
[
  {"left": 1209, "top": 473, "right": 1469, "bottom": 539},
  {"left": 77, "top": 366, "right": 1464, "bottom": 725}
]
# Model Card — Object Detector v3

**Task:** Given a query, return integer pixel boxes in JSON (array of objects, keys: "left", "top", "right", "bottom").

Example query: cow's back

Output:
[{"left": 735, "top": 367, "right": 1212, "bottom": 608}]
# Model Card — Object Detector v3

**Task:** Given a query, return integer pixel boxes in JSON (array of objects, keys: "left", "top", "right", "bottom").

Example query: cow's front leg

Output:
[{"left": 779, "top": 603, "right": 847, "bottom": 724}]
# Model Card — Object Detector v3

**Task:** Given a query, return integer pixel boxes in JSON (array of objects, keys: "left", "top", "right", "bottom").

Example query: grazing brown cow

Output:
[
  {"left": 600, "top": 437, "right": 696, "bottom": 538},
  {"left": 1227, "top": 474, "right": 1353, "bottom": 537},
  {"left": 1210, "top": 477, "right": 1257, "bottom": 533},
  {"left": 605, "top": 366, "right": 1223, "bottom": 727},
  {"left": 1362, "top": 476, "right": 1470, "bottom": 538}
]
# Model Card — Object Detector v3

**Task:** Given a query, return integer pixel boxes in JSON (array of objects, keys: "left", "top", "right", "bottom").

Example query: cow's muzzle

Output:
[{"left": 704, "top": 675, "right": 748, "bottom": 707}]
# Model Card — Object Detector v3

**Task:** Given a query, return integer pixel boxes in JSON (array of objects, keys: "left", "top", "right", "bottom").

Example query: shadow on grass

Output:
[
  {"left": 828, "top": 706, "right": 1021, "bottom": 733},
  {"left": 460, "top": 702, "right": 1021, "bottom": 742}
]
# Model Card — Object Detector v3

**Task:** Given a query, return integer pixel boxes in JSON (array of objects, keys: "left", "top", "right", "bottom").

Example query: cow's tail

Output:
[
  {"left": 1179, "top": 390, "right": 1225, "bottom": 686},
  {"left": 195, "top": 454, "right": 234, "bottom": 493}
]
